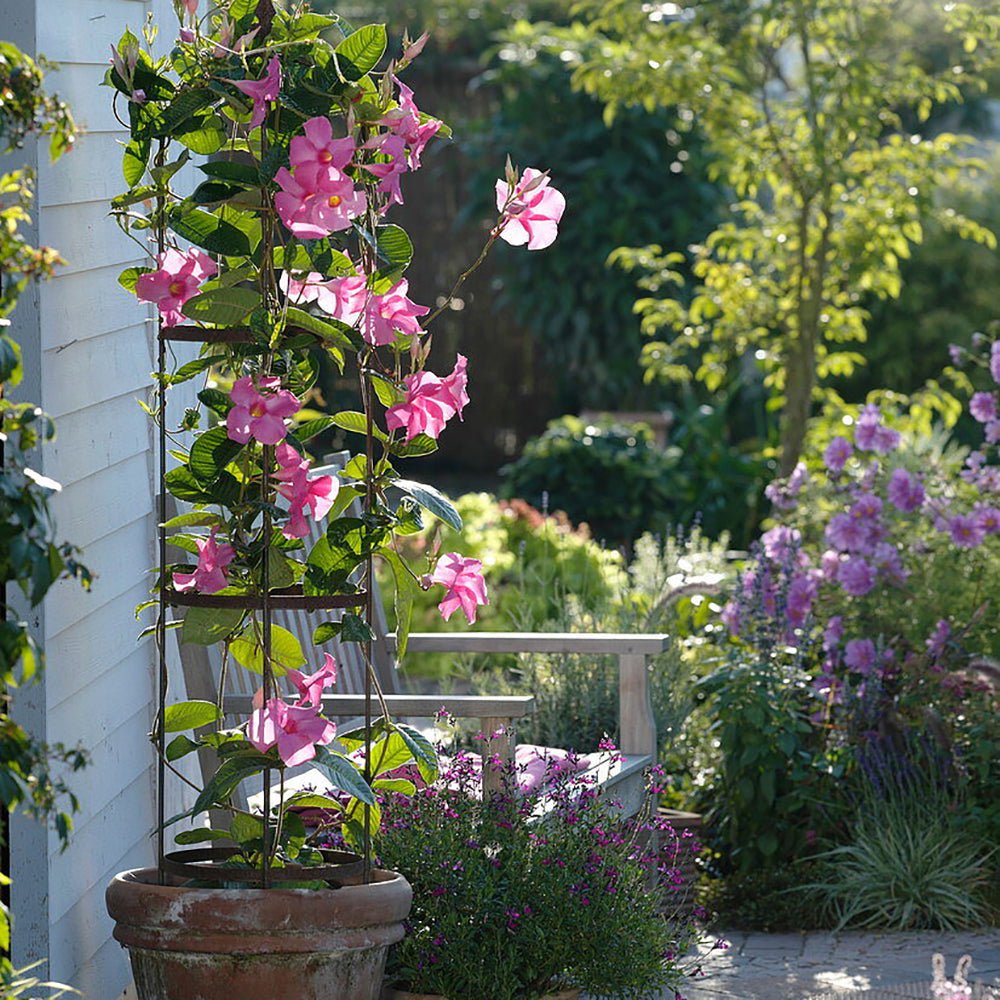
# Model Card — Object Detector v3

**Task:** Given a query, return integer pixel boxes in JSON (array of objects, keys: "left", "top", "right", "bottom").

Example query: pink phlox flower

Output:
[
  {"left": 135, "top": 247, "right": 218, "bottom": 326},
  {"left": 273, "top": 442, "right": 338, "bottom": 538},
  {"left": 761, "top": 525, "right": 801, "bottom": 562},
  {"left": 226, "top": 375, "right": 301, "bottom": 445},
  {"left": 969, "top": 391, "right": 997, "bottom": 424},
  {"left": 886, "top": 468, "right": 925, "bottom": 513},
  {"left": 495, "top": 167, "right": 565, "bottom": 251},
  {"left": 365, "top": 133, "right": 408, "bottom": 209},
  {"left": 854, "top": 404, "right": 900, "bottom": 453},
  {"left": 248, "top": 697, "right": 337, "bottom": 767},
  {"left": 289, "top": 116, "right": 356, "bottom": 172},
  {"left": 844, "top": 638, "right": 876, "bottom": 674},
  {"left": 172, "top": 527, "right": 235, "bottom": 594},
  {"left": 359, "top": 280, "right": 429, "bottom": 346},
  {"left": 382, "top": 77, "right": 441, "bottom": 169},
  {"left": 285, "top": 653, "right": 338, "bottom": 709},
  {"left": 974, "top": 504, "right": 1000, "bottom": 535},
  {"left": 991, "top": 341, "right": 1000, "bottom": 383},
  {"left": 948, "top": 513, "right": 985, "bottom": 549},
  {"left": 431, "top": 553, "right": 489, "bottom": 624},
  {"left": 230, "top": 54, "right": 282, "bottom": 130},
  {"left": 274, "top": 161, "right": 367, "bottom": 238},
  {"left": 837, "top": 556, "right": 876, "bottom": 596}
]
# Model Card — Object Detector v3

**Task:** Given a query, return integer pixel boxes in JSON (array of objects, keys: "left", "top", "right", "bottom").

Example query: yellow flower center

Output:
[
  {"left": 328, "top": 194, "right": 342, "bottom": 208},
  {"left": 318, "top": 149, "right": 333, "bottom": 163},
  {"left": 168, "top": 280, "right": 185, "bottom": 295},
  {"left": 250, "top": 402, "right": 266, "bottom": 417}
]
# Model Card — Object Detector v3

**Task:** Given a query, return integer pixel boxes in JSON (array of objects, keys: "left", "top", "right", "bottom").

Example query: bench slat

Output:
[{"left": 400, "top": 632, "right": 670, "bottom": 655}]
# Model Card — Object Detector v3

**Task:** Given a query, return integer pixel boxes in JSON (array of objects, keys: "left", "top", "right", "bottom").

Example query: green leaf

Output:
[
  {"left": 150, "top": 88, "right": 217, "bottom": 138},
  {"left": 193, "top": 751, "right": 274, "bottom": 816},
  {"left": 381, "top": 549, "right": 416, "bottom": 661},
  {"left": 292, "top": 416, "right": 338, "bottom": 442},
  {"left": 118, "top": 266, "right": 150, "bottom": 293},
  {"left": 334, "top": 24, "right": 387, "bottom": 81},
  {"left": 394, "top": 479, "right": 462, "bottom": 531},
  {"left": 230, "top": 812, "right": 264, "bottom": 844},
  {"left": 372, "top": 777, "right": 416, "bottom": 796},
  {"left": 390, "top": 434, "right": 438, "bottom": 458},
  {"left": 393, "top": 723, "right": 439, "bottom": 784},
  {"left": 164, "top": 466, "right": 215, "bottom": 503},
  {"left": 312, "top": 620, "right": 342, "bottom": 644},
  {"left": 333, "top": 410, "right": 388, "bottom": 443},
  {"left": 164, "top": 700, "right": 222, "bottom": 733},
  {"left": 313, "top": 746, "right": 376, "bottom": 805},
  {"left": 285, "top": 306, "right": 357, "bottom": 351},
  {"left": 198, "top": 387, "right": 233, "bottom": 418},
  {"left": 189, "top": 426, "right": 244, "bottom": 483},
  {"left": 371, "top": 375, "right": 401, "bottom": 408},
  {"left": 158, "top": 354, "right": 224, "bottom": 388},
  {"left": 170, "top": 208, "right": 253, "bottom": 257},
  {"left": 286, "top": 792, "right": 343, "bottom": 810},
  {"left": 229, "top": 624, "right": 305, "bottom": 675},
  {"left": 165, "top": 734, "right": 203, "bottom": 761},
  {"left": 182, "top": 287, "right": 261, "bottom": 326},
  {"left": 0, "top": 335, "right": 22, "bottom": 385},
  {"left": 181, "top": 607, "right": 243, "bottom": 645},
  {"left": 174, "top": 827, "right": 230, "bottom": 844},
  {"left": 197, "top": 159, "right": 259, "bottom": 185},
  {"left": 163, "top": 511, "right": 224, "bottom": 529},
  {"left": 191, "top": 179, "right": 246, "bottom": 204},
  {"left": 339, "top": 612, "right": 374, "bottom": 644},
  {"left": 122, "top": 137, "right": 150, "bottom": 186},
  {"left": 367, "top": 731, "right": 416, "bottom": 778}
]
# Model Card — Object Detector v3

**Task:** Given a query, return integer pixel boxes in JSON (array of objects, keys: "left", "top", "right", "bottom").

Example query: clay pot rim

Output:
[{"left": 115, "top": 865, "right": 403, "bottom": 896}]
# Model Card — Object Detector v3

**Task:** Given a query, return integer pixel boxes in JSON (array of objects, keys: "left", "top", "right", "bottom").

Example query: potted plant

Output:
[
  {"left": 101, "top": 2, "right": 563, "bottom": 998},
  {"left": 363, "top": 745, "right": 704, "bottom": 1000}
]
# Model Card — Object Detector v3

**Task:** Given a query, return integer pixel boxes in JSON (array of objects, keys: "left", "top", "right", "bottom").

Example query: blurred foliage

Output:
[
  {"left": 564, "top": 0, "right": 1000, "bottom": 472},
  {"left": 500, "top": 405, "right": 771, "bottom": 549}
]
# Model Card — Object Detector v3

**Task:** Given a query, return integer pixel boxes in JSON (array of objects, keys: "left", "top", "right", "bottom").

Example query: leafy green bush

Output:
[{"left": 500, "top": 415, "right": 679, "bottom": 549}]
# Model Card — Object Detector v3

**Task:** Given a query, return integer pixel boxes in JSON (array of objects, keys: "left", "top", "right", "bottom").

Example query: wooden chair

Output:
[{"left": 176, "top": 455, "right": 668, "bottom": 808}]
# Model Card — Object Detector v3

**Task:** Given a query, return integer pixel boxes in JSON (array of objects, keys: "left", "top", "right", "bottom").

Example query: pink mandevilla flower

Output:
[
  {"left": 359, "top": 280, "right": 429, "bottom": 346},
  {"left": 273, "top": 443, "right": 338, "bottom": 539},
  {"left": 969, "top": 391, "right": 997, "bottom": 424},
  {"left": 431, "top": 553, "right": 489, "bottom": 624},
  {"left": 135, "top": 247, "right": 217, "bottom": 326},
  {"left": 248, "top": 653, "right": 339, "bottom": 767},
  {"left": 365, "top": 133, "right": 408, "bottom": 209},
  {"left": 386, "top": 355, "right": 469, "bottom": 442},
  {"left": 172, "top": 527, "right": 235, "bottom": 595},
  {"left": 382, "top": 77, "right": 441, "bottom": 169},
  {"left": 496, "top": 167, "right": 566, "bottom": 251},
  {"left": 289, "top": 116, "right": 356, "bottom": 172},
  {"left": 230, "top": 54, "right": 282, "bottom": 130},
  {"left": 274, "top": 162, "right": 367, "bottom": 238},
  {"left": 226, "top": 375, "right": 301, "bottom": 445}
]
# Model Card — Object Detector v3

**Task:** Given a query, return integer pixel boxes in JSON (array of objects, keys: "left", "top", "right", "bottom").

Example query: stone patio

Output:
[{"left": 668, "top": 929, "right": 1000, "bottom": 1000}]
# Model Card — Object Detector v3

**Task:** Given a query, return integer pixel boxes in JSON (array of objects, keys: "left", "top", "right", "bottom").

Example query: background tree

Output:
[{"left": 565, "top": 0, "right": 999, "bottom": 472}]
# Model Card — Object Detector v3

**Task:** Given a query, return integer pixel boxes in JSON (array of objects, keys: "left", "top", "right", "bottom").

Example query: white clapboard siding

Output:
[
  {"left": 38, "top": 0, "right": 156, "bottom": 66},
  {"left": 40, "top": 131, "right": 135, "bottom": 208},
  {"left": 40, "top": 199, "right": 144, "bottom": 276}
]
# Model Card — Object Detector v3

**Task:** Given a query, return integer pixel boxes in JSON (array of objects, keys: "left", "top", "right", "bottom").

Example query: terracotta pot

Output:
[
  {"left": 107, "top": 866, "right": 412, "bottom": 1000},
  {"left": 385, "top": 989, "right": 580, "bottom": 999}
]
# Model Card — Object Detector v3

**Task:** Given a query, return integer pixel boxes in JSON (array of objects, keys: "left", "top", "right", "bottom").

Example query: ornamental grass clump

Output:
[
  {"left": 373, "top": 749, "right": 704, "bottom": 1000},
  {"left": 103, "top": 0, "right": 564, "bottom": 882}
]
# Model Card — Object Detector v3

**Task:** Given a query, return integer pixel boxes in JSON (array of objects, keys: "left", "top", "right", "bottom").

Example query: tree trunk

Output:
[{"left": 779, "top": 334, "right": 815, "bottom": 475}]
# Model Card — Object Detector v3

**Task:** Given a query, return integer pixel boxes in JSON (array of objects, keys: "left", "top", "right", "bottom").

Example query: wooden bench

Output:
[{"left": 176, "top": 455, "right": 666, "bottom": 808}]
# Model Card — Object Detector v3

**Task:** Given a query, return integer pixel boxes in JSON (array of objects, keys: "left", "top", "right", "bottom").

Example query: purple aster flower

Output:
[
  {"left": 851, "top": 494, "right": 883, "bottom": 519},
  {"left": 844, "top": 638, "right": 876, "bottom": 674},
  {"left": 926, "top": 619, "right": 950, "bottom": 659},
  {"left": 825, "top": 512, "right": 875, "bottom": 553},
  {"left": 986, "top": 420, "right": 1000, "bottom": 445},
  {"left": 991, "top": 340, "right": 1000, "bottom": 384},
  {"left": 788, "top": 461, "right": 808, "bottom": 494},
  {"left": 838, "top": 556, "right": 876, "bottom": 596},
  {"left": 973, "top": 504, "right": 1000, "bottom": 535},
  {"left": 761, "top": 525, "right": 802, "bottom": 562},
  {"left": 948, "top": 343, "right": 963, "bottom": 365},
  {"left": 820, "top": 549, "right": 841, "bottom": 580},
  {"left": 786, "top": 572, "right": 818, "bottom": 628},
  {"left": 823, "top": 437, "right": 853, "bottom": 473},
  {"left": 970, "top": 391, "right": 997, "bottom": 424},
  {"left": 872, "top": 541, "right": 907, "bottom": 582},
  {"left": 886, "top": 468, "right": 925, "bottom": 513},
  {"left": 948, "top": 513, "right": 986, "bottom": 549},
  {"left": 823, "top": 615, "right": 843, "bottom": 652}
]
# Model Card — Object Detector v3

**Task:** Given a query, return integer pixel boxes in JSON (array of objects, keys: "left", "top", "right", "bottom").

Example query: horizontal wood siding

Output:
[{"left": 34, "top": 1, "right": 196, "bottom": 994}]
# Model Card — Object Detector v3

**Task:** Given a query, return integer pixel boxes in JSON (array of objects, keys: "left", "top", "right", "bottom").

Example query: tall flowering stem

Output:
[{"left": 107, "top": 0, "right": 562, "bottom": 884}]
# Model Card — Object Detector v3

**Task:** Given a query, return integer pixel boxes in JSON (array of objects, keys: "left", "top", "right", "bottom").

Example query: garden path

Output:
[{"left": 660, "top": 929, "right": 1000, "bottom": 1000}]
